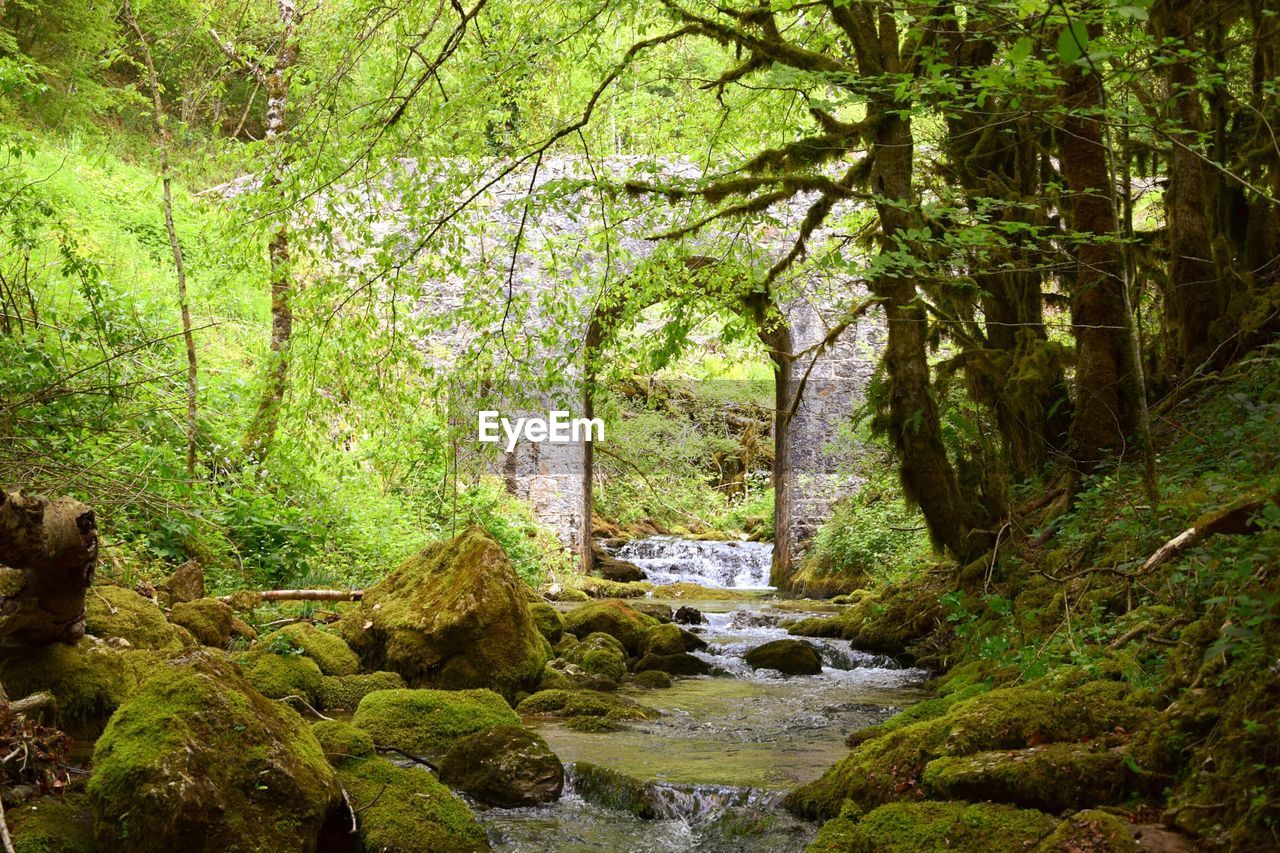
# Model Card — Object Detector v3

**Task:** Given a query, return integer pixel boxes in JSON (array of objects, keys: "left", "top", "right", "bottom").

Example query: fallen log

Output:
[
  {"left": 220, "top": 588, "right": 364, "bottom": 605},
  {"left": 0, "top": 489, "right": 97, "bottom": 645}
]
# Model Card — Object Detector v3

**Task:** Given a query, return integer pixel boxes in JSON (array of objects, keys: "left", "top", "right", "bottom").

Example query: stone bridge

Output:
[{"left": 351, "top": 157, "right": 883, "bottom": 584}]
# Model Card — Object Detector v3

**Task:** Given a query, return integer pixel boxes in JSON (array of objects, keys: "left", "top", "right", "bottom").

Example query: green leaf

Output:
[
  {"left": 1056, "top": 21, "right": 1089, "bottom": 66},
  {"left": 1008, "top": 36, "right": 1034, "bottom": 65}
]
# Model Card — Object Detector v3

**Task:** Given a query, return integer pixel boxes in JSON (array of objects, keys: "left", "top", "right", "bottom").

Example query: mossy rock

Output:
[
  {"left": 352, "top": 688, "right": 519, "bottom": 756},
  {"left": 846, "top": 683, "right": 991, "bottom": 747},
  {"left": 338, "top": 757, "right": 489, "bottom": 852},
  {"left": 311, "top": 719, "right": 376, "bottom": 766},
  {"left": 87, "top": 650, "right": 342, "bottom": 852},
  {"left": 438, "top": 725, "right": 564, "bottom": 807},
  {"left": 633, "top": 652, "right": 710, "bottom": 676},
  {"left": 570, "top": 762, "right": 660, "bottom": 818},
  {"left": 648, "top": 582, "right": 748, "bottom": 601},
  {"left": 553, "top": 633, "right": 580, "bottom": 654},
  {"left": 1033, "top": 809, "right": 1139, "bottom": 852},
  {"left": 808, "top": 800, "right": 1057, "bottom": 852},
  {"left": 545, "top": 586, "right": 590, "bottom": 602},
  {"left": 577, "top": 577, "right": 654, "bottom": 598},
  {"left": 239, "top": 650, "right": 324, "bottom": 705},
  {"left": 592, "top": 545, "right": 647, "bottom": 583},
  {"left": 85, "top": 585, "right": 190, "bottom": 651},
  {"left": 316, "top": 671, "right": 405, "bottom": 710},
  {"left": 564, "top": 715, "right": 621, "bottom": 732},
  {"left": 628, "top": 602, "right": 673, "bottom": 623},
  {"left": 561, "top": 601, "right": 657, "bottom": 656},
  {"left": 788, "top": 576, "right": 944, "bottom": 659},
  {"left": 564, "top": 632, "right": 627, "bottom": 682},
  {"left": 340, "top": 527, "right": 550, "bottom": 699},
  {"left": 260, "top": 623, "right": 360, "bottom": 676},
  {"left": 629, "top": 670, "right": 673, "bottom": 689},
  {"left": 743, "top": 639, "right": 821, "bottom": 675},
  {"left": 167, "top": 598, "right": 234, "bottom": 647},
  {"left": 0, "top": 642, "right": 138, "bottom": 736},
  {"left": 921, "top": 743, "right": 1138, "bottom": 813},
  {"left": 516, "top": 689, "right": 657, "bottom": 722},
  {"left": 642, "top": 623, "right": 706, "bottom": 656},
  {"left": 529, "top": 602, "right": 564, "bottom": 644},
  {"left": 8, "top": 793, "right": 96, "bottom": 853},
  {"left": 786, "top": 682, "right": 1153, "bottom": 820}
]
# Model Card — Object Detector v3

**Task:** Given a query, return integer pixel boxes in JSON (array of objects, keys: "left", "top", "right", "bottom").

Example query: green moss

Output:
[
  {"left": 310, "top": 720, "right": 376, "bottom": 765},
  {"left": 239, "top": 650, "right": 324, "bottom": 705},
  {"left": 516, "top": 689, "right": 657, "bottom": 722},
  {"left": 0, "top": 567, "right": 27, "bottom": 597},
  {"left": 561, "top": 601, "right": 657, "bottom": 655},
  {"left": 564, "top": 715, "right": 621, "bottom": 732},
  {"left": 577, "top": 577, "right": 654, "bottom": 598},
  {"left": 316, "top": 671, "right": 405, "bottom": 710},
  {"left": 529, "top": 602, "right": 565, "bottom": 643},
  {"left": 847, "top": 683, "right": 991, "bottom": 747},
  {"left": 1033, "top": 809, "right": 1138, "bottom": 852},
  {"left": 536, "top": 667, "right": 574, "bottom": 691},
  {"left": 85, "top": 585, "right": 190, "bottom": 651},
  {"left": 564, "top": 632, "right": 627, "bottom": 682},
  {"left": 548, "top": 586, "right": 590, "bottom": 602},
  {"left": 0, "top": 642, "right": 137, "bottom": 735},
  {"left": 788, "top": 576, "right": 944, "bottom": 659},
  {"left": 630, "top": 670, "right": 673, "bottom": 688},
  {"left": 87, "top": 651, "right": 341, "bottom": 852},
  {"left": 642, "top": 623, "right": 704, "bottom": 656},
  {"left": 167, "top": 598, "right": 234, "bottom": 647},
  {"left": 787, "top": 683, "right": 1152, "bottom": 820},
  {"left": 338, "top": 757, "right": 488, "bottom": 852},
  {"left": 743, "top": 639, "right": 821, "bottom": 675},
  {"left": 8, "top": 793, "right": 96, "bottom": 853},
  {"left": 261, "top": 623, "right": 360, "bottom": 676},
  {"left": 808, "top": 800, "right": 1057, "bottom": 852},
  {"left": 648, "top": 582, "right": 750, "bottom": 600},
  {"left": 352, "top": 687, "right": 519, "bottom": 756},
  {"left": 570, "top": 762, "right": 658, "bottom": 817},
  {"left": 340, "top": 527, "right": 550, "bottom": 699},
  {"left": 438, "top": 725, "right": 564, "bottom": 807}
]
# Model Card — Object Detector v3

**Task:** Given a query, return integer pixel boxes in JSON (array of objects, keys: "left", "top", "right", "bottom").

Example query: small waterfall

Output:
[
  {"left": 612, "top": 536, "right": 773, "bottom": 589},
  {"left": 566, "top": 763, "right": 786, "bottom": 822}
]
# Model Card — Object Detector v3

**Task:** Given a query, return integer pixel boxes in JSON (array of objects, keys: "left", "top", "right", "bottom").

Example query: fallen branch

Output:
[
  {"left": 7, "top": 691, "right": 54, "bottom": 716},
  {"left": 375, "top": 745, "right": 439, "bottom": 773},
  {"left": 1138, "top": 495, "right": 1277, "bottom": 575},
  {"left": 220, "top": 589, "right": 363, "bottom": 604},
  {"left": 277, "top": 695, "right": 332, "bottom": 721}
]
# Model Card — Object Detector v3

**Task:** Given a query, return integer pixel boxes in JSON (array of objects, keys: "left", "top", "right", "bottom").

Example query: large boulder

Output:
[
  {"left": 564, "top": 632, "right": 628, "bottom": 683},
  {"left": 516, "top": 689, "right": 657, "bottom": 724},
  {"left": 744, "top": 639, "right": 822, "bottom": 675},
  {"left": 167, "top": 598, "right": 234, "bottom": 647},
  {"left": 633, "top": 652, "right": 710, "bottom": 676},
  {"left": 561, "top": 600, "right": 657, "bottom": 656},
  {"left": 261, "top": 623, "right": 360, "bottom": 676},
  {"left": 338, "top": 756, "right": 490, "bottom": 852},
  {"left": 239, "top": 650, "right": 324, "bottom": 705},
  {"left": 340, "top": 527, "right": 550, "bottom": 698},
  {"left": 85, "top": 585, "right": 191, "bottom": 651},
  {"left": 529, "top": 602, "right": 564, "bottom": 644},
  {"left": 808, "top": 800, "right": 1057, "bottom": 853},
  {"left": 439, "top": 725, "right": 564, "bottom": 807},
  {"left": 352, "top": 688, "right": 520, "bottom": 756},
  {"left": 642, "top": 623, "right": 707, "bottom": 655},
  {"left": 87, "top": 651, "right": 342, "bottom": 852},
  {"left": 0, "top": 641, "right": 140, "bottom": 735},
  {"left": 317, "top": 671, "right": 405, "bottom": 710},
  {"left": 591, "top": 545, "right": 646, "bottom": 583}
]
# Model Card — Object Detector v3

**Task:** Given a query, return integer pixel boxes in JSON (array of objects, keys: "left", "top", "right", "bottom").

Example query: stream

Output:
[{"left": 477, "top": 537, "right": 929, "bottom": 852}]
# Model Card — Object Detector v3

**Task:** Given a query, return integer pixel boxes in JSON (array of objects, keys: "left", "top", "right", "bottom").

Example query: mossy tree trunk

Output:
[{"left": 0, "top": 489, "right": 97, "bottom": 645}]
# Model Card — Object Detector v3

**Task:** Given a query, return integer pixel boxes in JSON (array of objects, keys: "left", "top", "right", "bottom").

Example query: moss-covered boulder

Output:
[
  {"left": 561, "top": 600, "right": 657, "bottom": 655},
  {"left": 808, "top": 800, "right": 1057, "bottom": 852},
  {"left": 438, "top": 725, "right": 564, "bottom": 807},
  {"left": 786, "top": 681, "right": 1152, "bottom": 820},
  {"left": 921, "top": 743, "right": 1139, "bottom": 813},
  {"left": 633, "top": 652, "right": 710, "bottom": 676},
  {"left": 1033, "top": 809, "right": 1139, "bottom": 852},
  {"left": 340, "top": 527, "right": 550, "bottom": 699},
  {"left": 629, "top": 602, "right": 673, "bottom": 623},
  {"left": 310, "top": 719, "right": 376, "bottom": 765},
  {"left": 338, "top": 757, "right": 489, "bottom": 852},
  {"left": 516, "top": 689, "right": 657, "bottom": 723},
  {"left": 564, "top": 632, "right": 628, "bottom": 682},
  {"left": 167, "top": 598, "right": 234, "bottom": 647},
  {"left": 630, "top": 670, "right": 673, "bottom": 689},
  {"left": 788, "top": 576, "right": 944, "bottom": 659},
  {"left": 85, "top": 585, "right": 191, "bottom": 651},
  {"left": 642, "top": 623, "right": 706, "bottom": 656},
  {"left": 529, "top": 602, "right": 565, "bottom": 644},
  {"left": 0, "top": 641, "right": 138, "bottom": 735},
  {"left": 261, "top": 623, "right": 360, "bottom": 676},
  {"left": 743, "top": 639, "right": 821, "bottom": 675},
  {"left": 8, "top": 793, "right": 96, "bottom": 853},
  {"left": 316, "top": 671, "right": 405, "bottom": 710},
  {"left": 87, "top": 651, "right": 342, "bottom": 852},
  {"left": 352, "top": 688, "right": 519, "bottom": 756},
  {"left": 570, "top": 762, "right": 661, "bottom": 818},
  {"left": 239, "top": 650, "right": 324, "bottom": 705}
]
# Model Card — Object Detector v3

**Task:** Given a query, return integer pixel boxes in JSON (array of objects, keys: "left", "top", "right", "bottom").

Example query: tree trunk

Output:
[
  {"left": 0, "top": 489, "right": 97, "bottom": 645},
  {"left": 768, "top": 325, "right": 793, "bottom": 588}
]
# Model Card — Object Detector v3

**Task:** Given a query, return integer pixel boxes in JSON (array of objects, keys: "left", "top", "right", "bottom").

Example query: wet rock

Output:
[
  {"left": 87, "top": 651, "right": 342, "bottom": 852},
  {"left": 673, "top": 605, "right": 704, "bottom": 625},
  {"left": 340, "top": 526, "right": 550, "bottom": 699},
  {"left": 261, "top": 623, "right": 360, "bottom": 676},
  {"left": 85, "top": 585, "right": 192, "bottom": 651},
  {"left": 628, "top": 602, "right": 673, "bottom": 623},
  {"left": 642, "top": 623, "right": 707, "bottom": 656},
  {"left": 516, "top": 689, "right": 657, "bottom": 722},
  {"left": 167, "top": 598, "right": 234, "bottom": 647},
  {"left": 629, "top": 670, "right": 673, "bottom": 689},
  {"left": 562, "top": 600, "right": 658, "bottom": 655},
  {"left": 7, "top": 793, "right": 96, "bottom": 853},
  {"left": 808, "top": 800, "right": 1057, "bottom": 852},
  {"left": 439, "top": 725, "right": 564, "bottom": 807},
  {"left": 0, "top": 641, "right": 140, "bottom": 735},
  {"left": 311, "top": 719, "right": 377, "bottom": 765},
  {"left": 529, "top": 602, "right": 564, "bottom": 644},
  {"left": 317, "top": 671, "right": 405, "bottom": 710},
  {"left": 744, "top": 639, "right": 822, "bottom": 675},
  {"left": 337, "top": 756, "right": 490, "bottom": 852},
  {"left": 352, "top": 687, "right": 519, "bottom": 756},
  {"left": 239, "top": 649, "right": 324, "bottom": 705},
  {"left": 633, "top": 652, "right": 710, "bottom": 676},
  {"left": 162, "top": 559, "right": 205, "bottom": 604},
  {"left": 570, "top": 762, "right": 660, "bottom": 818},
  {"left": 1034, "top": 809, "right": 1140, "bottom": 852},
  {"left": 564, "top": 632, "right": 628, "bottom": 683},
  {"left": 921, "top": 743, "right": 1139, "bottom": 813},
  {"left": 593, "top": 545, "right": 647, "bottom": 583}
]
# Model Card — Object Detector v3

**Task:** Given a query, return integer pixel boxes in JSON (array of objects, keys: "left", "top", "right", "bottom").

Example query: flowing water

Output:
[{"left": 477, "top": 537, "right": 929, "bottom": 852}]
